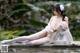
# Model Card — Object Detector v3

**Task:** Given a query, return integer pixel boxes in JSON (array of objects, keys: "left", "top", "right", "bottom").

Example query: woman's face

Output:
[
  {"left": 52, "top": 9, "right": 61, "bottom": 16},
  {"left": 53, "top": 10, "right": 59, "bottom": 16}
]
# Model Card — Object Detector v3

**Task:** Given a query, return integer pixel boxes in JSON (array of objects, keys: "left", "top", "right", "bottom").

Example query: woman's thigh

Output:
[
  {"left": 27, "top": 37, "right": 50, "bottom": 45},
  {"left": 26, "top": 29, "right": 47, "bottom": 40}
]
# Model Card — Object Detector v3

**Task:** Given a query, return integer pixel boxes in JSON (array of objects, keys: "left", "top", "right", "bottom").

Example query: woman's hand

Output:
[
  {"left": 60, "top": 16, "right": 69, "bottom": 31},
  {"left": 60, "top": 21, "right": 68, "bottom": 31}
]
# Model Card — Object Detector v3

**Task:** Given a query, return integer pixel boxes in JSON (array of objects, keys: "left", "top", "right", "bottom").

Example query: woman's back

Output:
[{"left": 47, "top": 16, "right": 73, "bottom": 45}]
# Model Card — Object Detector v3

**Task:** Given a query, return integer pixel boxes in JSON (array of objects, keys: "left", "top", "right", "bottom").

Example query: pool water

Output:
[{"left": 5, "top": 47, "right": 80, "bottom": 53}]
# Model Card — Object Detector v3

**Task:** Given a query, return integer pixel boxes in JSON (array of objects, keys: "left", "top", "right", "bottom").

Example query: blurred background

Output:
[{"left": 0, "top": 0, "right": 80, "bottom": 41}]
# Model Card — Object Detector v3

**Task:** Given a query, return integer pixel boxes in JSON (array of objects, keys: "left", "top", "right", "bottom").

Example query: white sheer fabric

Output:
[{"left": 44, "top": 16, "right": 73, "bottom": 45}]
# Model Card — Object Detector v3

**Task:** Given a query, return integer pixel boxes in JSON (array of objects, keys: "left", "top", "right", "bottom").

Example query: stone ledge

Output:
[{"left": 1, "top": 41, "right": 80, "bottom": 48}]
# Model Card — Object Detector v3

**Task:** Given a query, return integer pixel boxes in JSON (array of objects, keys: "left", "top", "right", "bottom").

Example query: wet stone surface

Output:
[{"left": 2, "top": 47, "right": 80, "bottom": 53}]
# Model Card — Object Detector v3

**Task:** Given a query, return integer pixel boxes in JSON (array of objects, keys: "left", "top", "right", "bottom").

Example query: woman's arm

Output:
[
  {"left": 43, "top": 16, "right": 61, "bottom": 38},
  {"left": 44, "top": 16, "right": 57, "bottom": 33},
  {"left": 61, "top": 17, "right": 69, "bottom": 31}
]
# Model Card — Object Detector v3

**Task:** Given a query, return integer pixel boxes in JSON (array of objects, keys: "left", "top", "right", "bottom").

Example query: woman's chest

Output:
[{"left": 50, "top": 17, "right": 62, "bottom": 26}]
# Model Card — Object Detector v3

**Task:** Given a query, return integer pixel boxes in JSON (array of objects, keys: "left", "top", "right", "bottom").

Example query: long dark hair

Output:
[{"left": 52, "top": 4, "right": 65, "bottom": 21}]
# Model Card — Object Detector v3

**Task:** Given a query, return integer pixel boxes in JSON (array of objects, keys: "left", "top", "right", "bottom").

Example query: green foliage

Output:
[
  {"left": 0, "top": 30, "right": 26, "bottom": 41},
  {"left": 29, "top": 19, "right": 47, "bottom": 27}
]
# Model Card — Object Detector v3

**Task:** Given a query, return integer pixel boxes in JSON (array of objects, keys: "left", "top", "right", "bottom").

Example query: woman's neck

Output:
[
  {"left": 57, "top": 14, "right": 63, "bottom": 17},
  {"left": 54, "top": 15, "right": 62, "bottom": 18}
]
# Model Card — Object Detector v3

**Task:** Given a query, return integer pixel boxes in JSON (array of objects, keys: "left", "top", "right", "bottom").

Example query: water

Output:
[{"left": 3, "top": 47, "right": 80, "bottom": 53}]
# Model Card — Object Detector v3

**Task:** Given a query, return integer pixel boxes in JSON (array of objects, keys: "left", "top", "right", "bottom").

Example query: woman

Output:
[
  {"left": 47, "top": 4, "right": 73, "bottom": 45},
  {"left": 1, "top": 4, "right": 73, "bottom": 46}
]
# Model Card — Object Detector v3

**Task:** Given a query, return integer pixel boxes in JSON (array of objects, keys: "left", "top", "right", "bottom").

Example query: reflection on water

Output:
[{"left": 4, "top": 47, "right": 80, "bottom": 53}]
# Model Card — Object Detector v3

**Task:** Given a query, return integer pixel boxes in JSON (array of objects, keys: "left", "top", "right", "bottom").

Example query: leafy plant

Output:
[{"left": 0, "top": 30, "right": 26, "bottom": 41}]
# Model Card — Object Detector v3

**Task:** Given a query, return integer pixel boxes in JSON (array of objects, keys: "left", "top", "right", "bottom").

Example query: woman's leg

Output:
[
  {"left": 12, "top": 29, "right": 47, "bottom": 41},
  {"left": 24, "top": 37, "right": 50, "bottom": 45},
  {"left": 1, "top": 29, "right": 47, "bottom": 44}
]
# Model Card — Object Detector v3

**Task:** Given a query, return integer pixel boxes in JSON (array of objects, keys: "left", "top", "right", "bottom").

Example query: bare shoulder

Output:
[
  {"left": 50, "top": 16, "right": 57, "bottom": 20},
  {"left": 52, "top": 16, "right": 57, "bottom": 18},
  {"left": 51, "top": 16, "right": 57, "bottom": 18}
]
